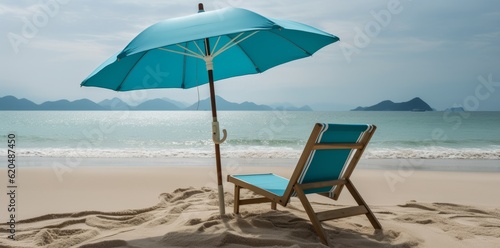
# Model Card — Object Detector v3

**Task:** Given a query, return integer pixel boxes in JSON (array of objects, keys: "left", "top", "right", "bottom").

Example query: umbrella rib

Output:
[
  {"left": 158, "top": 47, "right": 204, "bottom": 59},
  {"left": 215, "top": 32, "right": 244, "bottom": 54},
  {"left": 212, "top": 31, "right": 259, "bottom": 58},
  {"left": 159, "top": 31, "right": 260, "bottom": 62},
  {"left": 268, "top": 30, "right": 312, "bottom": 56},
  {"left": 115, "top": 51, "right": 149, "bottom": 91},
  {"left": 176, "top": 43, "right": 205, "bottom": 58},
  {"left": 176, "top": 43, "right": 204, "bottom": 57},
  {"left": 212, "top": 36, "right": 222, "bottom": 54},
  {"left": 232, "top": 41, "right": 262, "bottom": 73},
  {"left": 192, "top": 41, "right": 205, "bottom": 57}
]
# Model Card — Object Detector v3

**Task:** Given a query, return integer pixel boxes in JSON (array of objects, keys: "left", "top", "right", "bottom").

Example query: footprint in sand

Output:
[{"left": 396, "top": 201, "right": 500, "bottom": 240}]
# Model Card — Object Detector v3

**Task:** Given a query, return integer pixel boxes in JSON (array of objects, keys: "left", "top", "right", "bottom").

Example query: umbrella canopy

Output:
[
  {"left": 81, "top": 4, "right": 339, "bottom": 215},
  {"left": 82, "top": 6, "right": 338, "bottom": 90}
]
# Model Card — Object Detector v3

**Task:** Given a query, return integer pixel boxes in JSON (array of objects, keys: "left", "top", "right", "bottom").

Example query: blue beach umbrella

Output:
[{"left": 81, "top": 3, "right": 339, "bottom": 214}]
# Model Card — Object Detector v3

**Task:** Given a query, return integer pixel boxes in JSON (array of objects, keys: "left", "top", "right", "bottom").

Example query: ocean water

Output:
[{"left": 1, "top": 111, "right": 499, "bottom": 160}]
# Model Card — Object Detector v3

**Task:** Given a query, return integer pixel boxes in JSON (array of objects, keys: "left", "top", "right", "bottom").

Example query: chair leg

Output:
[
  {"left": 271, "top": 201, "right": 277, "bottom": 210},
  {"left": 234, "top": 185, "right": 241, "bottom": 214},
  {"left": 294, "top": 185, "right": 328, "bottom": 245},
  {"left": 345, "top": 179, "right": 382, "bottom": 229}
]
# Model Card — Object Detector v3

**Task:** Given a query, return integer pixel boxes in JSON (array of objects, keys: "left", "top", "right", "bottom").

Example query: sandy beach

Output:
[{"left": 1, "top": 158, "right": 499, "bottom": 247}]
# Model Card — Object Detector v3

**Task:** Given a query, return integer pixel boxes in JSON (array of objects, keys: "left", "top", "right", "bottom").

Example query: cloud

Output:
[
  {"left": 1, "top": 0, "right": 500, "bottom": 110},
  {"left": 75, "top": 31, "right": 139, "bottom": 46},
  {"left": 466, "top": 31, "right": 500, "bottom": 50},
  {"left": 373, "top": 37, "right": 446, "bottom": 53},
  {"left": 0, "top": 3, "right": 33, "bottom": 17},
  {"left": 28, "top": 37, "right": 118, "bottom": 62}
]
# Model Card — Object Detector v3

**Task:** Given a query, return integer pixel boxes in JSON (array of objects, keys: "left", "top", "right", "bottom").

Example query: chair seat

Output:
[{"left": 232, "top": 173, "right": 289, "bottom": 197}]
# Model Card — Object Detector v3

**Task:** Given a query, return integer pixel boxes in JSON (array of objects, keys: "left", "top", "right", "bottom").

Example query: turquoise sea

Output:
[{"left": 1, "top": 111, "right": 499, "bottom": 162}]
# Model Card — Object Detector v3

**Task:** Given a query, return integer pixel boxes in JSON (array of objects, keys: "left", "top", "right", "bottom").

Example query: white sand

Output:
[{"left": 0, "top": 158, "right": 499, "bottom": 247}]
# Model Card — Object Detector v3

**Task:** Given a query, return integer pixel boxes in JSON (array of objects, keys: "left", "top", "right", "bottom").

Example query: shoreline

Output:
[{"left": 15, "top": 156, "right": 500, "bottom": 172}]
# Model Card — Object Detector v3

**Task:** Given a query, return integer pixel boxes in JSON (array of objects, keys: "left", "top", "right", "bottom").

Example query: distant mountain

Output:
[
  {"left": 134, "top": 99, "right": 180, "bottom": 110},
  {"left": 161, "top": 98, "right": 189, "bottom": 109},
  {"left": 186, "top": 97, "right": 314, "bottom": 111},
  {"left": 186, "top": 96, "right": 273, "bottom": 111},
  {"left": 276, "top": 105, "right": 314, "bottom": 111},
  {"left": 0, "top": 96, "right": 105, "bottom": 110},
  {"left": 0, "top": 95, "right": 38, "bottom": 110},
  {"left": 310, "top": 101, "right": 357, "bottom": 111},
  {"left": 352, "top": 97, "right": 433, "bottom": 111},
  {"left": 98, "top": 98, "right": 131, "bottom": 110},
  {"left": 0, "top": 95, "right": 313, "bottom": 111},
  {"left": 444, "top": 107, "right": 466, "bottom": 112},
  {"left": 39, "top": 99, "right": 105, "bottom": 110},
  {"left": 271, "top": 102, "right": 314, "bottom": 111}
]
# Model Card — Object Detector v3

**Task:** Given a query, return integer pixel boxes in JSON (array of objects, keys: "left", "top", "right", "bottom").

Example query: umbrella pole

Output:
[
  {"left": 209, "top": 72, "right": 225, "bottom": 215},
  {"left": 204, "top": 34, "right": 226, "bottom": 215}
]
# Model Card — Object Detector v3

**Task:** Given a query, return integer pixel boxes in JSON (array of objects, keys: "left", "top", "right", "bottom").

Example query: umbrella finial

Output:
[{"left": 198, "top": 3, "right": 205, "bottom": 13}]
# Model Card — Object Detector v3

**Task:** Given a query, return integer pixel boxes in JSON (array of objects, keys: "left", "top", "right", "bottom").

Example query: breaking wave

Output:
[{"left": 10, "top": 146, "right": 500, "bottom": 160}]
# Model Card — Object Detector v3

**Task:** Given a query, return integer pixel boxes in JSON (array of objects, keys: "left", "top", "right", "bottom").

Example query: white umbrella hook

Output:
[{"left": 212, "top": 121, "right": 227, "bottom": 144}]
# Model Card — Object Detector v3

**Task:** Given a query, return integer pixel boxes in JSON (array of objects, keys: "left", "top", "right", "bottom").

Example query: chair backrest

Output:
[{"left": 282, "top": 123, "right": 376, "bottom": 200}]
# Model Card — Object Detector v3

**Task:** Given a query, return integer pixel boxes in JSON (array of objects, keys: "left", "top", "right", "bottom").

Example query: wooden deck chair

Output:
[{"left": 227, "top": 123, "right": 382, "bottom": 245}]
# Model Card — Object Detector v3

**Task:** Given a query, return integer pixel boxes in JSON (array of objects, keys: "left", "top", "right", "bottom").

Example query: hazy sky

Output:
[{"left": 1, "top": 0, "right": 499, "bottom": 110}]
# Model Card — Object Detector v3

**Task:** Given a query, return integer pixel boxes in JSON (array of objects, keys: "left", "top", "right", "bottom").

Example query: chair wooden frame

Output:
[{"left": 227, "top": 123, "right": 382, "bottom": 245}]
